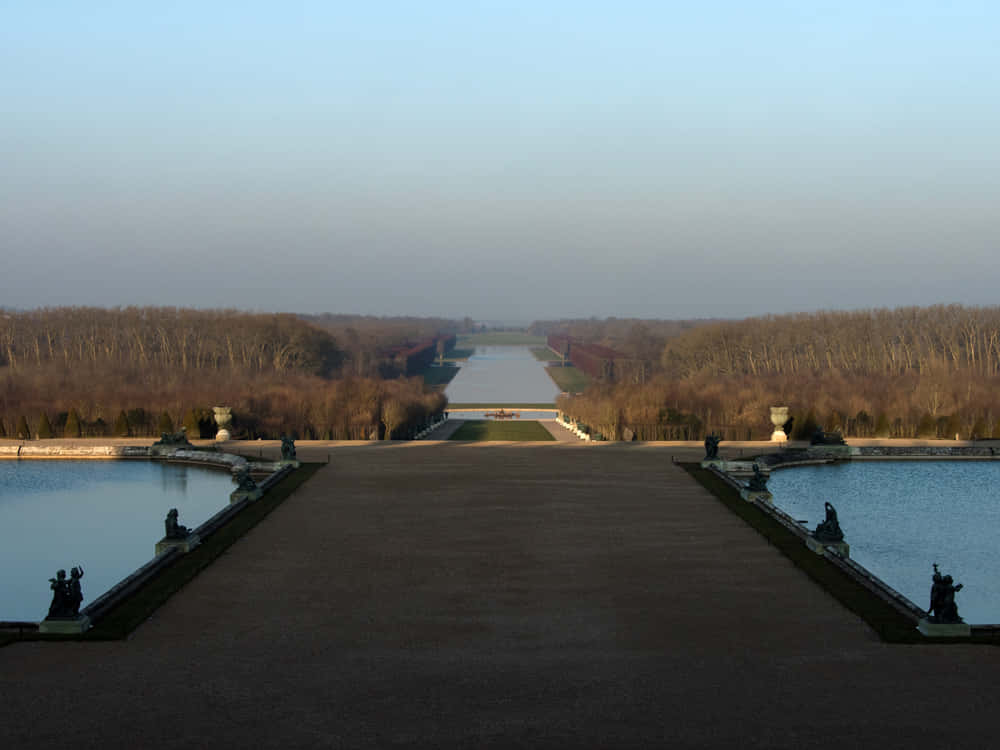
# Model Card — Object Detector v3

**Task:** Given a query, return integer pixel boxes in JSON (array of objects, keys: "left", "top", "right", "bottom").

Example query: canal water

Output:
[
  {"left": 445, "top": 346, "right": 560, "bottom": 404},
  {"left": 767, "top": 461, "right": 1000, "bottom": 623},
  {"left": 0, "top": 460, "right": 235, "bottom": 621}
]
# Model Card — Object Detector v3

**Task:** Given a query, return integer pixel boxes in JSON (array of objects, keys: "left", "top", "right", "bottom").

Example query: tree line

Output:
[
  {"left": 0, "top": 307, "right": 451, "bottom": 440},
  {"left": 551, "top": 306, "right": 1000, "bottom": 440}
]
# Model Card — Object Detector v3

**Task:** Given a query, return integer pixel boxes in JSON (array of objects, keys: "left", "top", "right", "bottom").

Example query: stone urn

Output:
[
  {"left": 213, "top": 406, "right": 233, "bottom": 442},
  {"left": 770, "top": 406, "right": 789, "bottom": 442}
]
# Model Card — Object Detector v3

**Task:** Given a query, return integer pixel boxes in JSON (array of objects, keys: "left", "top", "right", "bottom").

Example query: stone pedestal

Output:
[
  {"left": 770, "top": 406, "right": 789, "bottom": 442},
  {"left": 230, "top": 488, "right": 263, "bottom": 504},
  {"left": 700, "top": 459, "right": 725, "bottom": 470},
  {"left": 214, "top": 406, "right": 233, "bottom": 442},
  {"left": 155, "top": 533, "right": 201, "bottom": 556},
  {"left": 278, "top": 459, "right": 301, "bottom": 469},
  {"left": 39, "top": 615, "right": 91, "bottom": 634},
  {"left": 740, "top": 489, "right": 773, "bottom": 503},
  {"left": 917, "top": 620, "right": 971, "bottom": 637},
  {"left": 805, "top": 537, "right": 850, "bottom": 558}
]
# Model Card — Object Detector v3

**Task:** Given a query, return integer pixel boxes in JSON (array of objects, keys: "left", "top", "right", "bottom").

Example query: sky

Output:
[{"left": 2, "top": 1, "right": 999, "bottom": 321}]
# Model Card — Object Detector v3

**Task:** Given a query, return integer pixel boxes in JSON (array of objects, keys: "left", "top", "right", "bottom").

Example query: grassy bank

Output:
[
  {"left": 449, "top": 420, "right": 556, "bottom": 441},
  {"left": 530, "top": 347, "right": 562, "bottom": 361},
  {"left": 544, "top": 364, "right": 590, "bottom": 393},
  {"left": 458, "top": 332, "right": 546, "bottom": 346}
]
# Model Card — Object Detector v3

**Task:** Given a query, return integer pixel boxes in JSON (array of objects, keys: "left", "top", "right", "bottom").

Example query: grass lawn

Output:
[
  {"left": 449, "top": 420, "right": 556, "bottom": 441},
  {"left": 458, "top": 332, "right": 546, "bottom": 346},
  {"left": 544, "top": 364, "right": 590, "bottom": 393},
  {"left": 421, "top": 364, "right": 460, "bottom": 387},
  {"left": 530, "top": 347, "right": 562, "bottom": 361}
]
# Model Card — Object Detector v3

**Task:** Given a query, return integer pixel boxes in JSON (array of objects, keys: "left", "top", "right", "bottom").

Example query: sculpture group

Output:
[
  {"left": 153, "top": 427, "right": 193, "bottom": 448},
  {"left": 927, "top": 563, "right": 964, "bottom": 624},
  {"left": 746, "top": 464, "right": 769, "bottom": 492},
  {"left": 280, "top": 435, "right": 296, "bottom": 462},
  {"left": 47, "top": 565, "right": 84, "bottom": 619},
  {"left": 164, "top": 508, "right": 191, "bottom": 540},
  {"left": 813, "top": 502, "right": 844, "bottom": 542},
  {"left": 703, "top": 433, "right": 721, "bottom": 461}
]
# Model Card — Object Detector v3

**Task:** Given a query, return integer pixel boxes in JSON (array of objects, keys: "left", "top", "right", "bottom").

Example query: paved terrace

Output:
[{"left": 1, "top": 442, "right": 998, "bottom": 748}]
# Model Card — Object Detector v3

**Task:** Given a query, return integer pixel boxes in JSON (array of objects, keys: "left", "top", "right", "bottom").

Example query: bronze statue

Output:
[
  {"left": 813, "top": 502, "right": 844, "bottom": 542},
  {"left": 703, "top": 433, "right": 721, "bottom": 460},
  {"left": 927, "top": 563, "right": 964, "bottom": 623},
  {"left": 811, "top": 426, "right": 846, "bottom": 446},
  {"left": 280, "top": 435, "right": 296, "bottom": 461},
  {"left": 234, "top": 467, "right": 258, "bottom": 492},
  {"left": 746, "top": 464, "right": 768, "bottom": 492},
  {"left": 153, "top": 427, "right": 193, "bottom": 447},
  {"left": 164, "top": 508, "right": 190, "bottom": 539},
  {"left": 46, "top": 565, "right": 84, "bottom": 618}
]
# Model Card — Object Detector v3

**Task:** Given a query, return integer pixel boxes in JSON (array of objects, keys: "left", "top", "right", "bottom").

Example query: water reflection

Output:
[
  {"left": 0, "top": 460, "right": 234, "bottom": 621},
  {"left": 160, "top": 464, "right": 189, "bottom": 493},
  {"left": 767, "top": 461, "right": 1000, "bottom": 623},
  {"left": 444, "top": 346, "right": 560, "bottom": 404}
]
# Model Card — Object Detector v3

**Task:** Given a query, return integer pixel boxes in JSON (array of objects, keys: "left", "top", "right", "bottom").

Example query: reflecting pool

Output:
[
  {"left": 445, "top": 346, "right": 560, "bottom": 404},
  {"left": 0, "top": 460, "right": 235, "bottom": 621},
  {"left": 767, "top": 461, "right": 1000, "bottom": 623}
]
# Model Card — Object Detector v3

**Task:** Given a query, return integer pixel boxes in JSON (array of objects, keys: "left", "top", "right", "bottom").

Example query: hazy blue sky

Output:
[{"left": 2, "top": 2, "right": 998, "bottom": 320}]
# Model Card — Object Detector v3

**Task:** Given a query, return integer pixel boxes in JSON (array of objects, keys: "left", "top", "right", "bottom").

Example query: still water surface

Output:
[
  {"left": 445, "top": 346, "right": 559, "bottom": 404},
  {"left": 0, "top": 460, "right": 235, "bottom": 621},
  {"left": 767, "top": 461, "right": 1000, "bottom": 623}
]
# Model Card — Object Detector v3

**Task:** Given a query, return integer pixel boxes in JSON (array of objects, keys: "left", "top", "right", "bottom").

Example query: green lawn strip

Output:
[
  {"left": 447, "top": 403, "right": 555, "bottom": 410},
  {"left": 449, "top": 420, "right": 556, "bottom": 441},
  {"left": 457, "top": 332, "right": 546, "bottom": 346},
  {"left": 421, "top": 365, "right": 460, "bottom": 387},
  {"left": 544, "top": 364, "right": 590, "bottom": 393},
  {"left": 530, "top": 347, "right": 562, "bottom": 361},
  {"left": 681, "top": 464, "right": 937, "bottom": 644},
  {"left": 78, "top": 463, "right": 323, "bottom": 640}
]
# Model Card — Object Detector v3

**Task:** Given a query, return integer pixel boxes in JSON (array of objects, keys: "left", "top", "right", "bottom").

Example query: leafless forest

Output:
[
  {"left": 4, "top": 305, "right": 1000, "bottom": 442},
  {"left": 0, "top": 308, "right": 448, "bottom": 440},
  {"left": 552, "top": 306, "right": 1000, "bottom": 441}
]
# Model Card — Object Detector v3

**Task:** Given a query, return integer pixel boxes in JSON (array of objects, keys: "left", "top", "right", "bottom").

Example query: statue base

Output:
[
  {"left": 700, "top": 459, "right": 724, "bottom": 470},
  {"left": 278, "top": 459, "right": 300, "bottom": 469},
  {"left": 39, "top": 615, "right": 91, "bottom": 634},
  {"left": 215, "top": 429, "right": 231, "bottom": 442},
  {"left": 917, "top": 620, "right": 971, "bottom": 637},
  {"left": 230, "top": 488, "right": 263, "bottom": 504},
  {"left": 770, "top": 429, "right": 787, "bottom": 442},
  {"left": 805, "top": 537, "right": 850, "bottom": 558},
  {"left": 740, "top": 489, "right": 773, "bottom": 503},
  {"left": 155, "top": 533, "right": 201, "bottom": 556}
]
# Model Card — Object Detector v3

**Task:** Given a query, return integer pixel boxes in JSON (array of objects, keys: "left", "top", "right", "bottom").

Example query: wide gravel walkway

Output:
[{"left": 1, "top": 443, "right": 997, "bottom": 748}]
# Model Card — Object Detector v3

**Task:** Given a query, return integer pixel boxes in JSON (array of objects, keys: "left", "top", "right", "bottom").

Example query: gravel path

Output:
[{"left": 1, "top": 444, "right": 997, "bottom": 748}]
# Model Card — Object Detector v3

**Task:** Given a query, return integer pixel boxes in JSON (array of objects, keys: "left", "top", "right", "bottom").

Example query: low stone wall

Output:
[
  {"left": 12, "top": 446, "right": 294, "bottom": 629},
  {"left": 0, "top": 445, "right": 150, "bottom": 459},
  {"left": 759, "top": 444, "right": 1000, "bottom": 470},
  {"left": 728, "top": 446, "right": 1000, "bottom": 630},
  {"left": 707, "top": 464, "right": 928, "bottom": 627}
]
